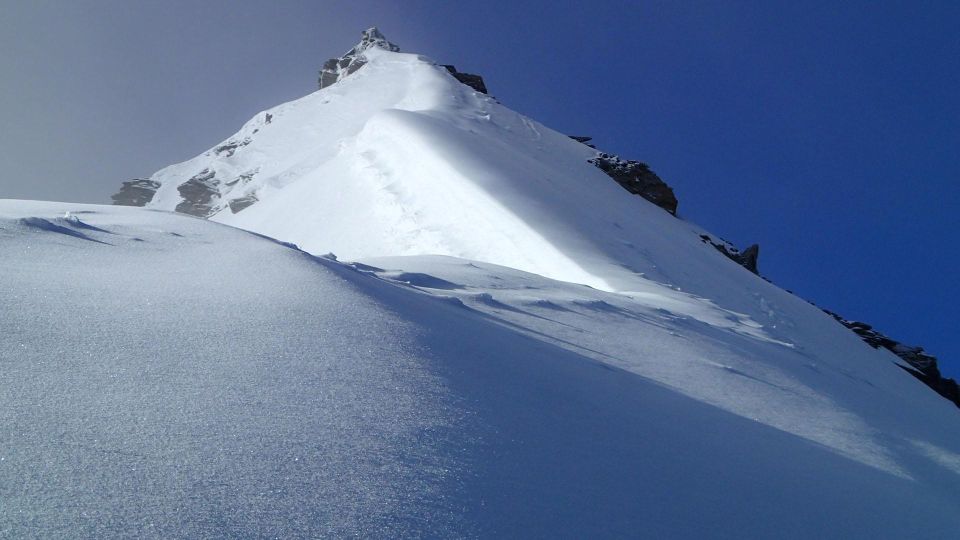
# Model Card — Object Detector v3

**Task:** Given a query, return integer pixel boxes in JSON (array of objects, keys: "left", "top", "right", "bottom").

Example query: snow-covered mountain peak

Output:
[
  {"left": 113, "top": 44, "right": 617, "bottom": 290},
  {"left": 318, "top": 27, "right": 401, "bottom": 89},
  {"left": 107, "top": 30, "right": 959, "bottom": 412},
  {"left": 9, "top": 25, "right": 960, "bottom": 537}
]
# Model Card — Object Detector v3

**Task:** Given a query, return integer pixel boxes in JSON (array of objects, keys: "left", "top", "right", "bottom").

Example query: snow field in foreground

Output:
[{"left": 3, "top": 201, "right": 960, "bottom": 537}]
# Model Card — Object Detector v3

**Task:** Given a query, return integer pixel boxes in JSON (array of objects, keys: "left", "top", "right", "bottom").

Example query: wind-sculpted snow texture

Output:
[{"left": 3, "top": 201, "right": 960, "bottom": 538}]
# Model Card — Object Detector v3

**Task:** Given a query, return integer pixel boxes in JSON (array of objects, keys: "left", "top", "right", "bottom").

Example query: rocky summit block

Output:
[
  {"left": 318, "top": 27, "right": 400, "bottom": 90},
  {"left": 317, "top": 29, "right": 490, "bottom": 95}
]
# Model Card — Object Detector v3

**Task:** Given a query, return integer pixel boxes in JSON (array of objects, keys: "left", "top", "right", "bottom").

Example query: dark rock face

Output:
[
  {"left": 441, "top": 65, "right": 488, "bottom": 94},
  {"left": 228, "top": 194, "right": 258, "bottom": 214},
  {"left": 824, "top": 311, "right": 960, "bottom": 408},
  {"left": 175, "top": 169, "right": 220, "bottom": 217},
  {"left": 740, "top": 244, "right": 760, "bottom": 274},
  {"left": 316, "top": 29, "right": 490, "bottom": 95},
  {"left": 588, "top": 152, "right": 678, "bottom": 215},
  {"left": 318, "top": 27, "right": 400, "bottom": 90},
  {"left": 111, "top": 179, "right": 160, "bottom": 207},
  {"left": 699, "top": 235, "right": 760, "bottom": 274},
  {"left": 568, "top": 136, "right": 596, "bottom": 148}
]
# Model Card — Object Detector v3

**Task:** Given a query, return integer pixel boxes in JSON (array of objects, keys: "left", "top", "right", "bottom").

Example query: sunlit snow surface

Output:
[
  {"left": 3, "top": 201, "right": 960, "bottom": 538},
  {"left": 4, "top": 36, "right": 960, "bottom": 540},
  {"left": 144, "top": 48, "right": 755, "bottom": 294}
]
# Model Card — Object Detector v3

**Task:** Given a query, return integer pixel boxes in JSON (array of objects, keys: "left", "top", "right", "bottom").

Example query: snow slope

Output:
[
  {"left": 141, "top": 45, "right": 754, "bottom": 295},
  {"left": 8, "top": 31, "right": 960, "bottom": 538},
  {"left": 3, "top": 201, "right": 960, "bottom": 538},
  {"left": 138, "top": 43, "right": 905, "bottom": 393}
]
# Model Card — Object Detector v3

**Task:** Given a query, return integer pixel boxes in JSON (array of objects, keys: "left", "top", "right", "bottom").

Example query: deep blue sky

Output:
[{"left": 2, "top": 1, "right": 957, "bottom": 371}]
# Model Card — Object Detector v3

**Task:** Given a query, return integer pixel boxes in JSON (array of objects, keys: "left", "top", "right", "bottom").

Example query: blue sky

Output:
[{"left": 2, "top": 0, "right": 957, "bottom": 371}]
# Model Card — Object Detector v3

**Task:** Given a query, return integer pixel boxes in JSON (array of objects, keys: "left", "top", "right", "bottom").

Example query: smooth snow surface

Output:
[{"left": 3, "top": 201, "right": 960, "bottom": 538}]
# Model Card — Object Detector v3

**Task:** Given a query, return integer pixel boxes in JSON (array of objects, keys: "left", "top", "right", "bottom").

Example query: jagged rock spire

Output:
[{"left": 318, "top": 27, "right": 400, "bottom": 89}]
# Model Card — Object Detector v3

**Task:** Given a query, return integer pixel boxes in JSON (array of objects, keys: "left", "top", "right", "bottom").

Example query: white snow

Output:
[
  {"left": 3, "top": 201, "right": 960, "bottom": 537},
  {"left": 4, "top": 41, "right": 960, "bottom": 538},
  {"left": 142, "top": 48, "right": 714, "bottom": 293}
]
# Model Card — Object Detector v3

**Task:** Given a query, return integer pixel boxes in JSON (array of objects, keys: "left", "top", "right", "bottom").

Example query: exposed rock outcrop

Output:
[
  {"left": 588, "top": 152, "right": 678, "bottom": 215},
  {"left": 318, "top": 27, "right": 399, "bottom": 90},
  {"left": 228, "top": 194, "right": 258, "bottom": 214},
  {"left": 213, "top": 137, "right": 252, "bottom": 158},
  {"left": 175, "top": 169, "right": 220, "bottom": 217},
  {"left": 740, "top": 244, "right": 760, "bottom": 274},
  {"left": 569, "top": 137, "right": 757, "bottom": 272},
  {"left": 698, "top": 235, "right": 760, "bottom": 274},
  {"left": 111, "top": 179, "right": 159, "bottom": 207},
  {"left": 316, "top": 29, "right": 489, "bottom": 95},
  {"left": 824, "top": 311, "right": 960, "bottom": 408},
  {"left": 568, "top": 136, "right": 596, "bottom": 148},
  {"left": 441, "top": 65, "right": 488, "bottom": 94}
]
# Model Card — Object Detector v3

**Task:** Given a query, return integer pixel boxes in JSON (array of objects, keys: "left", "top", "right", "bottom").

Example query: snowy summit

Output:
[
  {"left": 318, "top": 26, "right": 400, "bottom": 89},
  {"left": 4, "top": 28, "right": 960, "bottom": 538}
]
